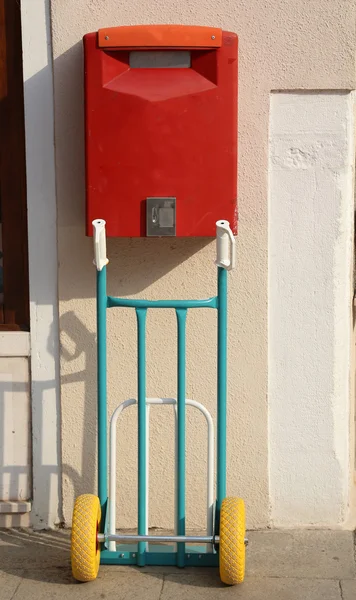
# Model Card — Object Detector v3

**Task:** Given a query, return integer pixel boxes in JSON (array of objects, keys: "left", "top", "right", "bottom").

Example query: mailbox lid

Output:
[
  {"left": 97, "top": 24, "right": 223, "bottom": 49},
  {"left": 84, "top": 26, "right": 238, "bottom": 237}
]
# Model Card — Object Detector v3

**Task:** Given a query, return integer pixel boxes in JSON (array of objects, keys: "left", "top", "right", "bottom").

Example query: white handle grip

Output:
[
  {"left": 215, "top": 220, "right": 235, "bottom": 270},
  {"left": 92, "top": 219, "right": 109, "bottom": 271}
]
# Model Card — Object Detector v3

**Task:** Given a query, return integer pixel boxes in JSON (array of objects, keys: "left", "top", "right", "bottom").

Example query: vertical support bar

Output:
[
  {"left": 174, "top": 402, "right": 178, "bottom": 552},
  {"left": 176, "top": 308, "right": 187, "bottom": 567},
  {"left": 146, "top": 404, "right": 149, "bottom": 537},
  {"left": 216, "top": 267, "right": 227, "bottom": 530},
  {"left": 136, "top": 308, "right": 147, "bottom": 566},
  {"left": 97, "top": 266, "right": 108, "bottom": 527}
]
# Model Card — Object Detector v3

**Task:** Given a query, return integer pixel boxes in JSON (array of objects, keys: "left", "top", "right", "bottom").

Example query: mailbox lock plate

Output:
[{"left": 146, "top": 197, "right": 176, "bottom": 237}]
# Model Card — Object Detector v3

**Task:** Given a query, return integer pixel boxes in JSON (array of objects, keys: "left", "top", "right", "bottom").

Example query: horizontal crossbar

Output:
[
  {"left": 107, "top": 296, "right": 218, "bottom": 309},
  {"left": 99, "top": 533, "right": 217, "bottom": 544},
  {"left": 98, "top": 533, "right": 248, "bottom": 544}
]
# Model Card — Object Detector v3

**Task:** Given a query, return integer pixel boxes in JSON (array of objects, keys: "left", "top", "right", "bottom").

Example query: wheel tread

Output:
[
  {"left": 219, "top": 497, "right": 245, "bottom": 585},
  {"left": 71, "top": 494, "right": 101, "bottom": 582}
]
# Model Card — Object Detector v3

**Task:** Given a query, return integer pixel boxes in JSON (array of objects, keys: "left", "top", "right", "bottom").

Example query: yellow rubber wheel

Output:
[
  {"left": 71, "top": 494, "right": 101, "bottom": 582},
  {"left": 219, "top": 497, "right": 246, "bottom": 585}
]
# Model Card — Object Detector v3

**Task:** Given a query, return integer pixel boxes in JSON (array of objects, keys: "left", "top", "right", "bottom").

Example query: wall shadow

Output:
[
  {"left": 0, "top": 312, "right": 94, "bottom": 527},
  {"left": 59, "top": 311, "right": 97, "bottom": 503}
]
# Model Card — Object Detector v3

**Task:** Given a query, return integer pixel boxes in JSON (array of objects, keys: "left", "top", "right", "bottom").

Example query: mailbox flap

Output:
[{"left": 98, "top": 24, "right": 222, "bottom": 49}]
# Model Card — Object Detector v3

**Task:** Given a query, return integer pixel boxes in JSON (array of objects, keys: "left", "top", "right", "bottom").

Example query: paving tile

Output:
[
  {"left": 340, "top": 580, "right": 356, "bottom": 600},
  {"left": 161, "top": 573, "right": 342, "bottom": 600},
  {"left": 0, "top": 529, "right": 70, "bottom": 569},
  {"left": 1, "top": 528, "right": 355, "bottom": 600},
  {"left": 0, "top": 571, "right": 24, "bottom": 600},
  {"left": 246, "top": 530, "right": 356, "bottom": 579},
  {"left": 12, "top": 568, "right": 163, "bottom": 600}
]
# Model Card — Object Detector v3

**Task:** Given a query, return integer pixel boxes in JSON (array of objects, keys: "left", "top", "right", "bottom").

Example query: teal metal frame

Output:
[{"left": 97, "top": 264, "right": 228, "bottom": 567}]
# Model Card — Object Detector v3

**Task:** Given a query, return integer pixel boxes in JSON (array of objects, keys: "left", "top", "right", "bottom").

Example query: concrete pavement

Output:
[{"left": 0, "top": 529, "right": 355, "bottom": 599}]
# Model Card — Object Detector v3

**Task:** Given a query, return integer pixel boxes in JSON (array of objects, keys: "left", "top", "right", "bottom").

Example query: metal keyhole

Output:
[{"left": 152, "top": 207, "right": 158, "bottom": 223}]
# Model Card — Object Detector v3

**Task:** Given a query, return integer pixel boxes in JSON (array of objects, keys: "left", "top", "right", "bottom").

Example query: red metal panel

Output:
[{"left": 84, "top": 28, "right": 238, "bottom": 237}]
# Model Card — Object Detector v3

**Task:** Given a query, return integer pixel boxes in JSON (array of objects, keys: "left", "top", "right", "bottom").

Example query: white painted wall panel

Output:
[
  {"left": 269, "top": 93, "right": 354, "bottom": 526},
  {"left": 21, "top": 0, "right": 61, "bottom": 528}
]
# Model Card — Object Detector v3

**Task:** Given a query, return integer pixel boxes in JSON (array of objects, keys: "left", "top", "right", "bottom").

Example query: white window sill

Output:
[{"left": 0, "top": 332, "right": 30, "bottom": 356}]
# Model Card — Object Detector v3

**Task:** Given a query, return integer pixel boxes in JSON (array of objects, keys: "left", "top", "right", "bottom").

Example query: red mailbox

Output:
[{"left": 84, "top": 25, "right": 238, "bottom": 237}]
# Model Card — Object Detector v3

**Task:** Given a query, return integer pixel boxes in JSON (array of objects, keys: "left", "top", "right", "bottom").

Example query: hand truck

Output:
[{"left": 70, "top": 219, "right": 246, "bottom": 585}]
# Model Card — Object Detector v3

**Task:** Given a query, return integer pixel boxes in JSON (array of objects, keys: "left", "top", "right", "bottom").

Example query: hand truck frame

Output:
[{"left": 70, "top": 219, "right": 246, "bottom": 585}]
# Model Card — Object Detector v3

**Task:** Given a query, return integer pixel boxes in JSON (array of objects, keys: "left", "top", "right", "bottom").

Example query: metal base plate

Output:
[{"left": 100, "top": 544, "right": 219, "bottom": 567}]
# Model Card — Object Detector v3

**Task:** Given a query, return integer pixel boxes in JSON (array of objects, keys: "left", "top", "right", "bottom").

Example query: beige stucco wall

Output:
[{"left": 51, "top": 1, "right": 356, "bottom": 529}]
